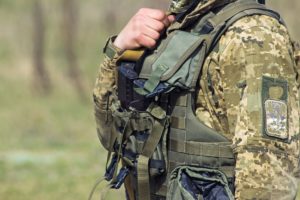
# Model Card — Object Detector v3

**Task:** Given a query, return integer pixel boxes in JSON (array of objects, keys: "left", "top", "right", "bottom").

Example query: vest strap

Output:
[
  {"left": 168, "top": 153, "right": 235, "bottom": 178},
  {"left": 137, "top": 155, "right": 151, "bottom": 200},
  {"left": 137, "top": 113, "right": 169, "bottom": 200},
  {"left": 169, "top": 139, "right": 234, "bottom": 158},
  {"left": 142, "top": 119, "right": 169, "bottom": 158},
  {"left": 208, "top": 2, "right": 266, "bottom": 27}
]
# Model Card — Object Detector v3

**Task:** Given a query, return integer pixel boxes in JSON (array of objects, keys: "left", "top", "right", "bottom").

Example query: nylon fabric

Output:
[
  {"left": 137, "top": 155, "right": 151, "bottom": 200},
  {"left": 166, "top": 166, "right": 234, "bottom": 200},
  {"left": 137, "top": 2, "right": 283, "bottom": 99},
  {"left": 92, "top": 0, "right": 300, "bottom": 199}
]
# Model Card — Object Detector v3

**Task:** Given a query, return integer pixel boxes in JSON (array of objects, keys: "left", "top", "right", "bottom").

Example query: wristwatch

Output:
[{"left": 103, "top": 36, "right": 124, "bottom": 59}]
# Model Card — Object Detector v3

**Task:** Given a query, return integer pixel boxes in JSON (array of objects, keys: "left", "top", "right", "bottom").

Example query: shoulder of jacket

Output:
[{"left": 228, "top": 14, "right": 286, "bottom": 33}]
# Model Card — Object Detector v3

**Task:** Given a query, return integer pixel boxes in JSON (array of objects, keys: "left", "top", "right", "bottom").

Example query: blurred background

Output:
[{"left": 0, "top": 0, "right": 299, "bottom": 199}]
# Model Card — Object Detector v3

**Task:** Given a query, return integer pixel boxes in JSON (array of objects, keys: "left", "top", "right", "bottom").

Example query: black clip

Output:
[
  {"left": 111, "top": 167, "right": 130, "bottom": 189},
  {"left": 105, "top": 154, "right": 118, "bottom": 181}
]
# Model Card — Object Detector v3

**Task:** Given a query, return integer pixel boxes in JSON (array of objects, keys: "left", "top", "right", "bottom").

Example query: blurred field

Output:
[{"left": 0, "top": 0, "right": 299, "bottom": 200}]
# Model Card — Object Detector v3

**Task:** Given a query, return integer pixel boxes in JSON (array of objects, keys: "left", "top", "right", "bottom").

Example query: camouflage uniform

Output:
[{"left": 93, "top": 2, "right": 300, "bottom": 200}]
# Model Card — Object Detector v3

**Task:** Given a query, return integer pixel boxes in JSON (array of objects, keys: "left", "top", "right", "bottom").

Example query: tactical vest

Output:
[{"left": 101, "top": 1, "right": 284, "bottom": 200}]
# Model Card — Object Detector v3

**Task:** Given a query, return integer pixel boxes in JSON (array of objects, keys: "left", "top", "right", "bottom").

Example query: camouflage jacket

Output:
[{"left": 93, "top": 12, "right": 300, "bottom": 200}]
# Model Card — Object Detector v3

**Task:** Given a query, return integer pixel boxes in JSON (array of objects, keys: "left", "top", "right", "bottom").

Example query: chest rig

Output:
[{"left": 103, "top": 1, "right": 283, "bottom": 200}]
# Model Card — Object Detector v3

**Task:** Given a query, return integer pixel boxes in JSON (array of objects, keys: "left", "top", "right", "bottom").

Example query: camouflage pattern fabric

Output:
[
  {"left": 196, "top": 15, "right": 300, "bottom": 199},
  {"left": 169, "top": 0, "right": 236, "bottom": 14},
  {"left": 93, "top": 12, "right": 300, "bottom": 200},
  {"left": 93, "top": 55, "right": 118, "bottom": 150}
]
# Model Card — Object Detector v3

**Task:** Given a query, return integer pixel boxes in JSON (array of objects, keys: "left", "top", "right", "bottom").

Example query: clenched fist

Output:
[{"left": 113, "top": 8, "right": 175, "bottom": 50}]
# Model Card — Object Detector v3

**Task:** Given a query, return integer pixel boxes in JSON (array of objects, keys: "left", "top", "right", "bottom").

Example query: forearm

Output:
[
  {"left": 93, "top": 55, "right": 118, "bottom": 150},
  {"left": 93, "top": 56, "right": 117, "bottom": 111}
]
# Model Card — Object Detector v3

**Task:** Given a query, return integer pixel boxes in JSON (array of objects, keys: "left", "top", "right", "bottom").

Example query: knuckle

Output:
[
  {"left": 156, "top": 10, "right": 165, "bottom": 19},
  {"left": 157, "top": 22, "right": 165, "bottom": 30},
  {"left": 153, "top": 32, "right": 160, "bottom": 40},
  {"left": 138, "top": 8, "right": 147, "bottom": 14},
  {"left": 132, "top": 17, "right": 142, "bottom": 30},
  {"left": 148, "top": 40, "right": 156, "bottom": 48},
  {"left": 136, "top": 33, "right": 144, "bottom": 43}
]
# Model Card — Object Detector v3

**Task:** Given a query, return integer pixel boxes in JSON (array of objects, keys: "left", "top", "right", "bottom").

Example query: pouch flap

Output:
[{"left": 139, "top": 31, "right": 205, "bottom": 82}]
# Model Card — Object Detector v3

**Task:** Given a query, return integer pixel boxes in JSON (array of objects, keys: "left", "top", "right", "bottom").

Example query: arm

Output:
[
  {"left": 93, "top": 8, "right": 175, "bottom": 150},
  {"left": 218, "top": 15, "right": 300, "bottom": 199},
  {"left": 197, "top": 14, "right": 300, "bottom": 199},
  {"left": 93, "top": 53, "right": 119, "bottom": 150}
]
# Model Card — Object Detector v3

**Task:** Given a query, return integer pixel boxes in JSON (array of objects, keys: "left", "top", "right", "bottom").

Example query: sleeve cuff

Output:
[{"left": 103, "top": 35, "right": 124, "bottom": 60}]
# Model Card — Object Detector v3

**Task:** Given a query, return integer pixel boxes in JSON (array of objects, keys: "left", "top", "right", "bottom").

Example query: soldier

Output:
[{"left": 93, "top": 0, "right": 300, "bottom": 199}]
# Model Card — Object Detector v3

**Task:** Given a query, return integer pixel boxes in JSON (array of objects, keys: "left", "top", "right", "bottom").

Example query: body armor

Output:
[{"left": 103, "top": 1, "right": 284, "bottom": 199}]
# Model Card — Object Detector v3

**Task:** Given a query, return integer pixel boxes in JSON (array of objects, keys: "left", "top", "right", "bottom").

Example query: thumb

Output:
[{"left": 167, "top": 15, "right": 176, "bottom": 23}]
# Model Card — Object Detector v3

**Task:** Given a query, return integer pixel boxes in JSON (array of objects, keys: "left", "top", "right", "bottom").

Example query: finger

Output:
[
  {"left": 162, "top": 17, "right": 171, "bottom": 27},
  {"left": 142, "top": 25, "right": 161, "bottom": 40},
  {"left": 140, "top": 8, "right": 166, "bottom": 21},
  {"left": 144, "top": 17, "right": 165, "bottom": 32},
  {"left": 160, "top": 15, "right": 176, "bottom": 28},
  {"left": 136, "top": 34, "right": 156, "bottom": 49},
  {"left": 168, "top": 15, "right": 176, "bottom": 23}
]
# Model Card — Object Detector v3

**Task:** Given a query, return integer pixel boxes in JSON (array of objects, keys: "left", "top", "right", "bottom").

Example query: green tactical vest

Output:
[{"left": 102, "top": 1, "right": 284, "bottom": 200}]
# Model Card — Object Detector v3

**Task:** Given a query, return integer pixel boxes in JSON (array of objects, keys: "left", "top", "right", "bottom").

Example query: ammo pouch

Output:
[{"left": 103, "top": 1, "right": 285, "bottom": 200}]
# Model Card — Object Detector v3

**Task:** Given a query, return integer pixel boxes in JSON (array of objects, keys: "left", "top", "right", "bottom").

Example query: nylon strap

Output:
[
  {"left": 137, "top": 119, "right": 168, "bottom": 200},
  {"left": 169, "top": 139, "right": 234, "bottom": 158},
  {"left": 143, "top": 64, "right": 169, "bottom": 93},
  {"left": 137, "top": 155, "right": 151, "bottom": 200},
  {"left": 168, "top": 152, "right": 235, "bottom": 178},
  {"left": 171, "top": 116, "right": 186, "bottom": 129},
  {"left": 142, "top": 119, "right": 168, "bottom": 158},
  {"left": 208, "top": 2, "right": 266, "bottom": 27},
  {"left": 88, "top": 176, "right": 107, "bottom": 200},
  {"left": 210, "top": 8, "right": 283, "bottom": 48},
  {"left": 207, "top": 2, "right": 283, "bottom": 50}
]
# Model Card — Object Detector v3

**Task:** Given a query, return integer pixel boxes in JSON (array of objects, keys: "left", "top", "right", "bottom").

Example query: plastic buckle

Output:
[
  {"left": 105, "top": 154, "right": 118, "bottom": 181},
  {"left": 111, "top": 167, "right": 130, "bottom": 189}
]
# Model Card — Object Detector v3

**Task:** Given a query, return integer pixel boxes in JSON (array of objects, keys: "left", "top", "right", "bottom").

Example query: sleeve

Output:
[
  {"left": 93, "top": 54, "right": 118, "bottom": 151},
  {"left": 218, "top": 15, "right": 300, "bottom": 199}
]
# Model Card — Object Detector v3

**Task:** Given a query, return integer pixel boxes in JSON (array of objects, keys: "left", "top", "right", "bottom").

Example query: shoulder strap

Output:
[
  {"left": 190, "top": 0, "right": 284, "bottom": 88},
  {"left": 207, "top": 0, "right": 284, "bottom": 52}
]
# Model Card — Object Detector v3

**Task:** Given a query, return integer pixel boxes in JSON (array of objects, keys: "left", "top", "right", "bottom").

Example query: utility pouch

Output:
[
  {"left": 117, "top": 62, "right": 150, "bottom": 110},
  {"left": 167, "top": 166, "right": 234, "bottom": 200},
  {"left": 135, "top": 30, "right": 207, "bottom": 96}
]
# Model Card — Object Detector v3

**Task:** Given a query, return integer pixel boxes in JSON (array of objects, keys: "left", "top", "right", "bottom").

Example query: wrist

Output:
[
  {"left": 113, "top": 36, "right": 126, "bottom": 50},
  {"left": 103, "top": 35, "right": 125, "bottom": 60}
]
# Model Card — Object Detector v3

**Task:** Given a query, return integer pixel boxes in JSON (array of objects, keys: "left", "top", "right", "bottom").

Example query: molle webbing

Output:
[
  {"left": 150, "top": 4, "right": 283, "bottom": 199},
  {"left": 167, "top": 94, "right": 235, "bottom": 195},
  {"left": 110, "top": 1, "right": 285, "bottom": 200},
  {"left": 148, "top": 2, "right": 283, "bottom": 199},
  {"left": 168, "top": 93, "right": 235, "bottom": 177},
  {"left": 138, "top": 1, "right": 283, "bottom": 99},
  {"left": 150, "top": 93, "right": 236, "bottom": 199}
]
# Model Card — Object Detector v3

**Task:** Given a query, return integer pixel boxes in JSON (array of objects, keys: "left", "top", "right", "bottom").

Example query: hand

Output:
[{"left": 113, "top": 8, "right": 175, "bottom": 50}]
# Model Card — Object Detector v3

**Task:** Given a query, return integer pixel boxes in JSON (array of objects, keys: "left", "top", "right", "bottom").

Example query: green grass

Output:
[
  {"left": 0, "top": 75, "right": 125, "bottom": 200},
  {"left": 0, "top": 0, "right": 300, "bottom": 199},
  {"left": 0, "top": 1, "right": 127, "bottom": 198}
]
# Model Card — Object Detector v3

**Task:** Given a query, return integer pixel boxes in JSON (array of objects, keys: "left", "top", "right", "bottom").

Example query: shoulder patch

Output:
[
  {"left": 264, "top": 99, "right": 288, "bottom": 139},
  {"left": 262, "top": 76, "right": 289, "bottom": 140}
]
